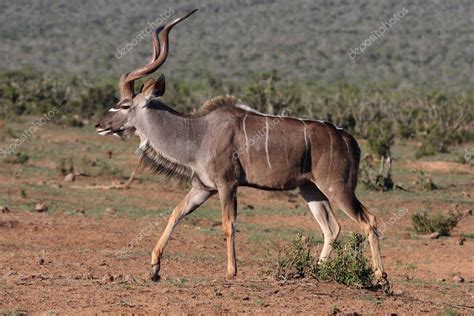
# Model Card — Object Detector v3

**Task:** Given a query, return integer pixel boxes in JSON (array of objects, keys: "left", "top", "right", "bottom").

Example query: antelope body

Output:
[{"left": 95, "top": 10, "right": 387, "bottom": 284}]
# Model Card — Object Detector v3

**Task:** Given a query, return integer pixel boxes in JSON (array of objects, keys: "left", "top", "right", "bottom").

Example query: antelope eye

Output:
[{"left": 117, "top": 100, "right": 132, "bottom": 109}]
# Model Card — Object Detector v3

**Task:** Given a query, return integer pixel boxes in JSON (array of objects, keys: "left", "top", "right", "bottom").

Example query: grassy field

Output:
[{"left": 0, "top": 119, "right": 473, "bottom": 314}]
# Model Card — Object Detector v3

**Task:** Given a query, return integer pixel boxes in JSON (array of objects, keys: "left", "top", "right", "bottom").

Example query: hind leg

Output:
[
  {"left": 299, "top": 182, "right": 341, "bottom": 262},
  {"left": 323, "top": 186, "right": 385, "bottom": 279}
]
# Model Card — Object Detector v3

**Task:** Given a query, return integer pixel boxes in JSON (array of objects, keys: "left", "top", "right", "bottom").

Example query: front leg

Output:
[
  {"left": 150, "top": 185, "right": 214, "bottom": 281},
  {"left": 218, "top": 186, "right": 238, "bottom": 278}
]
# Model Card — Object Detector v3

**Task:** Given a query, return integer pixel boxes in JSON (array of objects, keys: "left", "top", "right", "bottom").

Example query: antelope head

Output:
[{"left": 95, "top": 9, "right": 197, "bottom": 138}]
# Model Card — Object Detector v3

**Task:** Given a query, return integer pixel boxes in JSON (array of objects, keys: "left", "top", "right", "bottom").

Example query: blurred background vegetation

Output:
[{"left": 0, "top": 0, "right": 473, "bottom": 160}]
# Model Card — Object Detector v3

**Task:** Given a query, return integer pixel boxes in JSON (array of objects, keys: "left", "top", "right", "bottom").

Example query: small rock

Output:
[
  {"left": 64, "top": 173, "right": 75, "bottom": 182},
  {"left": 436, "top": 278, "right": 446, "bottom": 283},
  {"left": 38, "top": 258, "right": 45, "bottom": 265},
  {"left": 458, "top": 237, "right": 466, "bottom": 246},
  {"left": 101, "top": 274, "right": 114, "bottom": 283},
  {"left": 452, "top": 275, "right": 464, "bottom": 283},
  {"left": 464, "top": 209, "right": 472, "bottom": 216},
  {"left": 37, "top": 180, "right": 46, "bottom": 186},
  {"left": 429, "top": 232, "right": 440, "bottom": 239},
  {"left": 242, "top": 296, "right": 250, "bottom": 301},
  {"left": 104, "top": 207, "right": 116, "bottom": 215},
  {"left": 0, "top": 206, "right": 10, "bottom": 213},
  {"left": 75, "top": 208, "right": 85, "bottom": 214},
  {"left": 35, "top": 203, "right": 48, "bottom": 213},
  {"left": 392, "top": 289, "right": 403, "bottom": 296},
  {"left": 245, "top": 204, "right": 255, "bottom": 210}
]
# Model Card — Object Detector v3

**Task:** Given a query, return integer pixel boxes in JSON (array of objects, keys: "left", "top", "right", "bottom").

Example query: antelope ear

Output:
[
  {"left": 140, "top": 78, "right": 155, "bottom": 94},
  {"left": 142, "top": 74, "right": 166, "bottom": 99}
]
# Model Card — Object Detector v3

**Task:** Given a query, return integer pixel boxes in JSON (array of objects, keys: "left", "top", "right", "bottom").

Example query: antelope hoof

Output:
[
  {"left": 374, "top": 272, "right": 390, "bottom": 294},
  {"left": 150, "top": 264, "right": 161, "bottom": 282},
  {"left": 226, "top": 269, "right": 237, "bottom": 279}
]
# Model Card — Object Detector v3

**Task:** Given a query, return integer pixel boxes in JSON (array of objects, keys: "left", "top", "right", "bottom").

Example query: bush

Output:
[
  {"left": 274, "top": 234, "right": 317, "bottom": 281},
  {"left": 359, "top": 155, "right": 394, "bottom": 191},
  {"left": 0, "top": 69, "right": 117, "bottom": 123},
  {"left": 317, "top": 233, "right": 374, "bottom": 288},
  {"left": 274, "top": 233, "right": 374, "bottom": 288},
  {"left": 412, "top": 211, "right": 463, "bottom": 236},
  {"left": 367, "top": 120, "right": 394, "bottom": 159},
  {"left": 413, "top": 170, "right": 437, "bottom": 191},
  {"left": 244, "top": 71, "right": 301, "bottom": 115},
  {"left": 5, "top": 151, "right": 29, "bottom": 164}
]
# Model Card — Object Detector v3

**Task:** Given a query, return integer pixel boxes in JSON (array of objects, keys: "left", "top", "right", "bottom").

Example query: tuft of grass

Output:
[
  {"left": 274, "top": 233, "right": 374, "bottom": 288},
  {"left": 411, "top": 211, "right": 463, "bottom": 236},
  {"left": 440, "top": 305, "right": 459, "bottom": 316},
  {"left": 5, "top": 151, "right": 29, "bottom": 164}
]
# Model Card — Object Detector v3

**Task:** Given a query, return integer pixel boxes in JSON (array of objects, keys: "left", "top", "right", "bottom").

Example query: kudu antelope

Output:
[{"left": 95, "top": 9, "right": 388, "bottom": 285}]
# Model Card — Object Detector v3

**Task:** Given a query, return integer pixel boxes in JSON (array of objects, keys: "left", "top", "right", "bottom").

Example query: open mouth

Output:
[
  {"left": 96, "top": 128, "right": 114, "bottom": 136},
  {"left": 96, "top": 127, "right": 133, "bottom": 140}
]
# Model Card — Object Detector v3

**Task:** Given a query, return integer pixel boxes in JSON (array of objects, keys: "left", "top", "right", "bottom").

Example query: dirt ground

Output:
[
  {"left": 1, "top": 125, "right": 473, "bottom": 314},
  {"left": 1, "top": 187, "right": 473, "bottom": 314}
]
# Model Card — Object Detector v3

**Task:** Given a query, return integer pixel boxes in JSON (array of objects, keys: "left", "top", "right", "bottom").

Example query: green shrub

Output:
[
  {"left": 359, "top": 155, "right": 394, "bottom": 191},
  {"left": 412, "top": 211, "right": 463, "bottom": 236},
  {"left": 274, "top": 234, "right": 317, "bottom": 281},
  {"left": 244, "top": 71, "right": 300, "bottom": 115},
  {"left": 367, "top": 120, "right": 394, "bottom": 159},
  {"left": 5, "top": 151, "right": 29, "bottom": 164},
  {"left": 416, "top": 138, "right": 436, "bottom": 158},
  {"left": 413, "top": 171, "right": 437, "bottom": 191},
  {"left": 317, "top": 233, "right": 374, "bottom": 288},
  {"left": 274, "top": 233, "right": 374, "bottom": 288}
]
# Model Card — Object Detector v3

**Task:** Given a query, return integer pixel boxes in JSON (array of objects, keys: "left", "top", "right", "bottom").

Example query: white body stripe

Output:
[
  {"left": 242, "top": 113, "right": 250, "bottom": 161},
  {"left": 265, "top": 117, "right": 272, "bottom": 168}
]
